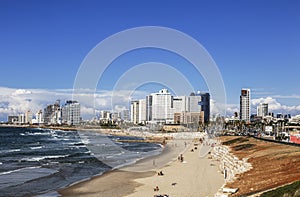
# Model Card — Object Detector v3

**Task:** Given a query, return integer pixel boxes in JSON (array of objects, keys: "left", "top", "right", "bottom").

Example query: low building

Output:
[{"left": 7, "top": 115, "right": 18, "bottom": 124}]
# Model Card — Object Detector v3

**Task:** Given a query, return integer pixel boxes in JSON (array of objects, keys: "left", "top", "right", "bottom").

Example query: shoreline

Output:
[
  {"left": 58, "top": 135, "right": 225, "bottom": 197},
  {"left": 58, "top": 138, "right": 192, "bottom": 196}
]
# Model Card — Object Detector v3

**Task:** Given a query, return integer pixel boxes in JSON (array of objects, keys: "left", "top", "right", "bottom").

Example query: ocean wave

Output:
[
  {"left": 0, "top": 149, "right": 21, "bottom": 154},
  {"left": 21, "top": 155, "right": 70, "bottom": 162},
  {"left": 0, "top": 166, "right": 41, "bottom": 175},
  {"left": 30, "top": 146, "right": 44, "bottom": 150}
]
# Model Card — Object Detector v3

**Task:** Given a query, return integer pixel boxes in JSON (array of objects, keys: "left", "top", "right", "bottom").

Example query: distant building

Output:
[
  {"left": 44, "top": 100, "right": 61, "bottom": 125},
  {"left": 146, "top": 95, "right": 152, "bottom": 122},
  {"left": 25, "top": 110, "right": 33, "bottom": 124},
  {"left": 7, "top": 115, "right": 18, "bottom": 124},
  {"left": 197, "top": 92, "right": 210, "bottom": 123},
  {"left": 130, "top": 101, "right": 139, "bottom": 124},
  {"left": 100, "top": 110, "right": 111, "bottom": 120},
  {"left": 188, "top": 93, "right": 202, "bottom": 112},
  {"left": 62, "top": 100, "right": 81, "bottom": 125},
  {"left": 18, "top": 114, "right": 26, "bottom": 124},
  {"left": 240, "top": 89, "right": 251, "bottom": 122},
  {"left": 138, "top": 99, "right": 146, "bottom": 124},
  {"left": 36, "top": 110, "right": 43, "bottom": 124},
  {"left": 276, "top": 113, "right": 283, "bottom": 119},
  {"left": 122, "top": 109, "right": 130, "bottom": 121},
  {"left": 257, "top": 103, "right": 268, "bottom": 117}
]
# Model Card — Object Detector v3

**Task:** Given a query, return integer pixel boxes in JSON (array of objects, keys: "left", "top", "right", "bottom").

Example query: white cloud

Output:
[
  {"left": 12, "top": 89, "right": 32, "bottom": 95},
  {"left": 251, "top": 97, "right": 300, "bottom": 115}
]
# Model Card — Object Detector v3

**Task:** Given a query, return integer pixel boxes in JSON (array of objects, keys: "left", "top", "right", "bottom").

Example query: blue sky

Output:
[{"left": 0, "top": 0, "right": 300, "bottom": 119}]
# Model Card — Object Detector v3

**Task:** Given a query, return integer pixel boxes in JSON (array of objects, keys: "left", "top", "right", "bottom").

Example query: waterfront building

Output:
[
  {"left": 138, "top": 99, "right": 146, "bottom": 124},
  {"left": 25, "top": 110, "right": 33, "bottom": 124},
  {"left": 18, "top": 114, "right": 26, "bottom": 124},
  {"left": 240, "top": 88, "right": 251, "bottom": 122},
  {"left": 7, "top": 115, "right": 18, "bottom": 124},
  {"left": 130, "top": 101, "right": 139, "bottom": 124},
  {"left": 146, "top": 95, "right": 152, "bottom": 122},
  {"left": 36, "top": 110, "right": 43, "bottom": 124},
  {"left": 44, "top": 100, "right": 61, "bottom": 125},
  {"left": 151, "top": 89, "right": 173, "bottom": 123},
  {"left": 131, "top": 89, "right": 210, "bottom": 125},
  {"left": 62, "top": 100, "right": 81, "bottom": 125},
  {"left": 257, "top": 103, "right": 268, "bottom": 117}
]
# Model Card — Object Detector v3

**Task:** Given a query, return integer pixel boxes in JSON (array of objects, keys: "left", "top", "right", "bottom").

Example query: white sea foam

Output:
[
  {"left": 21, "top": 155, "right": 69, "bottom": 162},
  {"left": 30, "top": 146, "right": 43, "bottom": 150},
  {"left": 0, "top": 149, "right": 21, "bottom": 154}
]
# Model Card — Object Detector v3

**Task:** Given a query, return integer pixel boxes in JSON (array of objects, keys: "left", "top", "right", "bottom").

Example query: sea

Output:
[{"left": 0, "top": 127, "right": 162, "bottom": 197}]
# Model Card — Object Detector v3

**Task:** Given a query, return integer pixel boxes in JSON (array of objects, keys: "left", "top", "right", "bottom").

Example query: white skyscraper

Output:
[
  {"left": 130, "top": 101, "right": 139, "bottom": 124},
  {"left": 62, "top": 100, "right": 81, "bottom": 125},
  {"left": 240, "top": 89, "right": 251, "bottom": 122},
  {"left": 257, "top": 103, "right": 268, "bottom": 117},
  {"left": 138, "top": 99, "right": 146, "bottom": 124},
  {"left": 151, "top": 89, "right": 173, "bottom": 123},
  {"left": 188, "top": 93, "right": 202, "bottom": 112}
]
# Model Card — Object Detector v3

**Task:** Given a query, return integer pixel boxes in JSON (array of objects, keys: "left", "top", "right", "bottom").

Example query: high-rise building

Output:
[
  {"left": 198, "top": 92, "right": 210, "bottom": 123},
  {"left": 130, "top": 101, "right": 139, "bottom": 124},
  {"left": 181, "top": 92, "right": 210, "bottom": 123},
  {"left": 62, "top": 100, "right": 81, "bottom": 125},
  {"left": 257, "top": 103, "right": 268, "bottom": 117},
  {"left": 151, "top": 89, "right": 173, "bottom": 123},
  {"left": 25, "top": 110, "right": 32, "bottom": 124},
  {"left": 146, "top": 95, "right": 152, "bottom": 122},
  {"left": 188, "top": 93, "right": 202, "bottom": 112},
  {"left": 240, "top": 88, "right": 251, "bottom": 122},
  {"left": 18, "top": 114, "right": 25, "bottom": 124},
  {"left": 132, "top": 89, "right": 210, "bottom": 125},
  {"left": 35, "top": 110, "right": 43, "bottom": 124},
  {"left": 138, "top": 99, "right": 146, "bottom": 124},
  {"left": 44, "top": 100, "right": 61, "bottom": 125}
]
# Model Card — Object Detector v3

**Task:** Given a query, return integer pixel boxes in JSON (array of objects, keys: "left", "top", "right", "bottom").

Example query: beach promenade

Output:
[{"left": 59, "top": 134, "right": 225, "bottom": 197}]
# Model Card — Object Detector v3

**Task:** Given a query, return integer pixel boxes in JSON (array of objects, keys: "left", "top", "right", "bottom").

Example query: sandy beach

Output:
[{"left": 59, "top": 136, "right": 225, "bottom": 197}]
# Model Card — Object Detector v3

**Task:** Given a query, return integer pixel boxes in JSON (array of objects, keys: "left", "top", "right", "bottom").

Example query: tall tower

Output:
[
  {"left": 130, "top": 101, "right": 139, "bottom": 124},
  {"left": 151, "top": 89, "right": 173, "bottom": 123},
  {"left": 240, "top": 89, "right": 251, "bottom": 122},
  {"left": 62, "top": 100, "right": 81, "bottom": 125},
  {"left": 198, "top": 92, "right": 210, "bottom": 123}
]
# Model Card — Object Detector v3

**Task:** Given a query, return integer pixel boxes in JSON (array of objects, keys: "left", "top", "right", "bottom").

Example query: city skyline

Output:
[{"left": 0, "top": 1, "right": 300, "bottom": 120}]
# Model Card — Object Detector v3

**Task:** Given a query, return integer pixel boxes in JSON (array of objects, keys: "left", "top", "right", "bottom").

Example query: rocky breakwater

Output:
[{"left": 212, "top": 140, "right": 252, "bottom": 196}]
